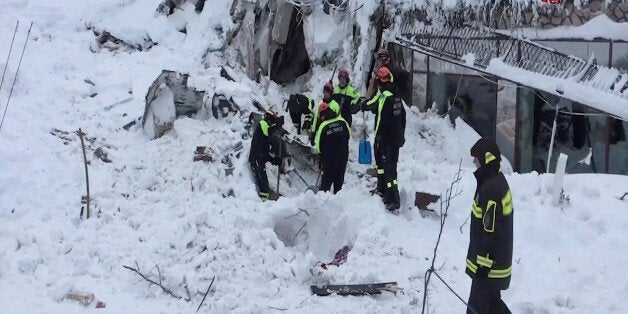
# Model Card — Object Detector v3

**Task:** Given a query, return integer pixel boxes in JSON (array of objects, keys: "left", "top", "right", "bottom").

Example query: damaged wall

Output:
[
  {"left": 228, "top": 0, "right": 312, "bottom": 84},
  {"left": 227, "top": 0, "right": 375, "bottom": 87},
  {"left": 142, "top": 70, "right": 206, "bottom": 139}
]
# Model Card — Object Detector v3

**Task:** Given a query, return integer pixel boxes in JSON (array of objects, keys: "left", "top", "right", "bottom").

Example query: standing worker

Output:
[
  {"left": 362, "top": 67, "right": 406, "bottom": 211},
  {"left": 466, "top": 138, "right": 513, "bottom": 314},
  {"left": 333, "top": 68, "right": 361, "bottom": 127},
  {"left": 248, "top": 109, "right": 284, "bottom": 201},
  {"left": 310, "top": 82, "right": 341, "bottom": 144},
  {"left": 314, "top": 102, "right": 350, "bottom": 194},
  {"left": 367, "top": 48, "right": 412, "bottom": 105}
]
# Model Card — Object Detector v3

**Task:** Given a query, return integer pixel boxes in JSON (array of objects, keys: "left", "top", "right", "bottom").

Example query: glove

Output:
[
  {"left": 358, "top": 98, "right": 368, "bottom": 112},
  {"left": 350, "top": 101, "right": 361, "bottom": 114},
  {"left": 475, "top": 266, "right": 489, "bottom": 279},
  {"left": 270, "top": 156, "right": 281, "bottom": 166}
]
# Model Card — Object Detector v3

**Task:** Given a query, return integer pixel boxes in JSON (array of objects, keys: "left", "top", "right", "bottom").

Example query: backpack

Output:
[{"left": 391, "top": 97, "right": 406, "bottom": 147}]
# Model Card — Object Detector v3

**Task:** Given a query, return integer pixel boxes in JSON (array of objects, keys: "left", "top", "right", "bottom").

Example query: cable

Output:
[
  {"left": 0, "top": 21, "right": 19, "bottom": 93},
  {"left": 0, "top": 22, "right": 33, "bottom": 133},
  {"left": 431, "top": 269, "right": 476, "bottom": 314}
]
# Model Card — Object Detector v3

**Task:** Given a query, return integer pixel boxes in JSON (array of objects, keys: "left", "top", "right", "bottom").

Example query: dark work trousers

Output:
[
  {"left": 375, "top": 140, "right": 400, "bottom": 205},
  {"left": 250, "top": 159, "right": 270, "bottom": 200},
  {"left": 467, "top": 278, "right": 511, "bottom": 314},
  {"left": 374, "top": 140, "right": 385, "bottom": 194},
  {"left": 319, "top": 162, "right": 347, "bottom": 194}
]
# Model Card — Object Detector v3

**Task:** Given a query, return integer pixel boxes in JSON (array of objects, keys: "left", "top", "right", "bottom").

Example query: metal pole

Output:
[
  {"left": 546, "top": 105, "right": 559, "bottom": 173},
  {"left": 78, "top": 128, "right": 90, "bottom": 219},
  {"left": 276, "top": 137, "right": 282, "bottom": 197}
]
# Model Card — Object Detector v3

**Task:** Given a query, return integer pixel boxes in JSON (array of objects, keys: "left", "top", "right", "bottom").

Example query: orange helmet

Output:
[
  {"left": 318, "top": 102, "right": 330, "bottom": 115},
  {"left": 377, "top": 67, "right": 391, "bottom": 82}
]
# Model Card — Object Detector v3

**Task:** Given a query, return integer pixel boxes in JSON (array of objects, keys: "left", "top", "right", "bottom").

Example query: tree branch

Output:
[
  {"left": 196, "top": 276, "right": 216, "bottom": 312},
  {"left": 123, "top": 263, "right": 183, "bottom": 300}
]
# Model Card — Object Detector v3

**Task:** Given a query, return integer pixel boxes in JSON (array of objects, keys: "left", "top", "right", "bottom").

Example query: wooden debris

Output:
[{"left": 65, "top": 291, "right": 94, "bottom": 306}]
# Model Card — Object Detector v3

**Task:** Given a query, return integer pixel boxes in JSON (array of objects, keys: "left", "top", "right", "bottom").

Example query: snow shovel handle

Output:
[{"left": 361, "top": 109, "right": 368, "bottom": 140}]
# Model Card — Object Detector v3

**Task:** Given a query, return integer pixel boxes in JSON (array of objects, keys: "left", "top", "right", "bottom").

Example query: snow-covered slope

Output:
[{"left": 1, "top": 1, "right": 628, "bottom": 313}]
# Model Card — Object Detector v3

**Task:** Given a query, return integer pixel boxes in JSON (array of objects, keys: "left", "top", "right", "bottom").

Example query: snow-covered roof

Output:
[
  {"left": 394, "top": 22, "right": 628, "bottom": 120},
  {"left": 503, "top": 15, "right": 628, "bottom": 42},
  {"left": 487, "top": 59, "right": 628, "bottom": 120}
]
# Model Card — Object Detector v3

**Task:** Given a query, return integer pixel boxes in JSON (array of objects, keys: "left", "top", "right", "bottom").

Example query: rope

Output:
[
  {"left": 0, "top": 21, "right": 19, "bottom": 93},
  {"left": 0, "top": 22, "right": 33, "bottom": 133}
]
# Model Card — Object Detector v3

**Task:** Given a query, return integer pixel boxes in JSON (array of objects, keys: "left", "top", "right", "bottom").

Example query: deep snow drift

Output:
[{"left": 1, "top": 1, "right": 628, "bottom": 313}]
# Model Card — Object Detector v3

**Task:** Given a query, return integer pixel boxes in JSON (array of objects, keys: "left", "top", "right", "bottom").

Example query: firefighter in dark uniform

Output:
[
  {"left": 466, "top": 138, "right": 513, "bottom": 314},
  {"left": 310, "top": 82, "right": 341, "bottom": 145},
  {"left": 286, "top": 93, "right": 314, "bottom": 135},
  {"left": 314, "top": 102, "right": 350, "bottom": 194},
  {"left": 363, "top": 67, "right": 406, "bottom": 211},
  {"left": 333, "top": 68, "right": 361, "bottom": 127},
  {"left": 248, "top": 109, "right": 283, "bottom": 201}
]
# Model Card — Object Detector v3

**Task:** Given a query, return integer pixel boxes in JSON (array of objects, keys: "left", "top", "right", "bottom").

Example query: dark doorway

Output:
[{"left": 270, "top": 9, "right": 311, "bottom": 84}]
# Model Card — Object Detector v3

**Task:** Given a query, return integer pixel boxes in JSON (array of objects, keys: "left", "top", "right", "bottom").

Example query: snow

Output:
[
  {"left": 1, "top": 1, "right": 628, "bottom": 313},
  {"left": 509, "top": 14, "right": 628, "bottom": 42}
]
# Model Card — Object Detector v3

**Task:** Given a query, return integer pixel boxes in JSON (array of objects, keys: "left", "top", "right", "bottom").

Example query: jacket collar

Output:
[{"left": 473, "top": 162, "right": 499, "bottom": 189}]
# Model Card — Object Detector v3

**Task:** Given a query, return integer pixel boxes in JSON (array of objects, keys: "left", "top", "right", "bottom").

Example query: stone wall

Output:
[
  {"left": 513, "top": 0, "right": 628, "bottom": 29},
  {"left": 403, "top": 0, "right": 628, "bottom": 30}
]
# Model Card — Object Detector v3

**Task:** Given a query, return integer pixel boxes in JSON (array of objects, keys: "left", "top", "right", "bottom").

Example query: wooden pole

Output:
[{"left": 77, "top": 128, "right": 90, "bottom": 219}]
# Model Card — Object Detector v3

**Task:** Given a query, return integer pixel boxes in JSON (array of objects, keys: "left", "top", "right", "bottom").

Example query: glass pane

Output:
[
  {"left": 537, "top": 41, "right": 610, "bottom": 66},
  {"left": 429, "top": 74, "right": 447, "bottom": 113},
  {"left": 413, "top": 51, "right": 427, "bottom": 72},
  {"left": 445, "top": 75, "right": 497, "bottom": 138},
  {"left": 429, "top": 57, "right": 477, "bottom": 75},
  {"left": 529, "top": 92, "right": 608, "bottom": 174},
  {"left": 608, "top": 118, "right": 628, "bottom": 175},
  {"left": 413, "top": 73, "right": 427, "bottom": 111},
  {"left": 612, "top": 42, "right": 628, "bottom": 74},
  {"left": 496, "top": 80, "right": 517, "bottom": 168}
]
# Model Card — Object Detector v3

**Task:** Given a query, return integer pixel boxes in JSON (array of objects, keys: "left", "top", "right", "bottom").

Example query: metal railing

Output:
[{"left": 395, "top": 20, "right": 628, "bottom": 100}]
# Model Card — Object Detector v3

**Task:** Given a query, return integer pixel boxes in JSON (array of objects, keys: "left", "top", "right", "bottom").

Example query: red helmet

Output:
[
  {"left": 318, "top": 102, "right": 330, "bottom": 115},
  {"left": 324, "top": 82, "right": 333, "bottom": 93},
  {"left": 338, "top": 68, "right": 349, "bottom": 79},
  {"left": 377, "top": 67, "right": 391, "bottom": 83}
]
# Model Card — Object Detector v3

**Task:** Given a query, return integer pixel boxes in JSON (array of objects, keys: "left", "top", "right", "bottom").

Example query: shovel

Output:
[
  {"left": 291, "top": 168, "right": 320, "bottom": 193},
  {"left": 307, "top": 170, "right": 322, "bottom": 193},
  {"left": 358, "top": 110, "right": 372, "bottom": 165}
]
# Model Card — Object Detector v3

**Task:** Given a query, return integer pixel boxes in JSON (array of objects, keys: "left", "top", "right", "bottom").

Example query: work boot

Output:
[
  {"left": 386, "top": 202, "right": 400, "bottom": 212},
  {"left": 269, "top": 191, "right": 281, "bottom": 201},
  {"left": 384, "top": 188, "right": 400, "bottom": 212}
]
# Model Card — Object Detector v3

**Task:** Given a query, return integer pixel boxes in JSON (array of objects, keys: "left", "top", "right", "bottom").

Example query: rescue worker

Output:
[
  {"left": 367, "top": 48, "right": 412, "bottom": 105},
  {"left": 310, "top": 82, "right": 341, "bottom": 145},
  {"left": 466, "top": 138, "right": 513, "bottom": 314},
  {"left": 248, "top": 109, "right": 284, "bottom": 201},
  {"left": 314, "top": 102, "right": 350, "bottom": 194},
  {"left": 333, "top": 68, "right": 361, "bottom": 127},
  {"left": 362, "top": 67, "right": 406, "bottom": 211},
  {"left": 286, "top": 93, "right": 314, "bottom": 135}
]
